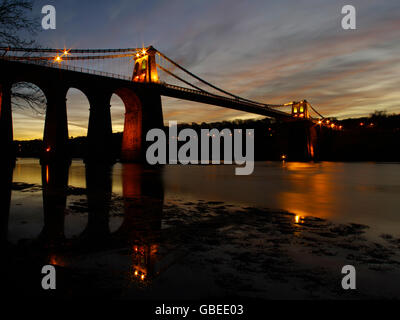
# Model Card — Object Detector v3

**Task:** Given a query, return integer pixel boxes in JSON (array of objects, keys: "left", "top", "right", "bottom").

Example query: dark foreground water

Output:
[{"left": 2, "top": 159, "right": 400, "bottom": 299}]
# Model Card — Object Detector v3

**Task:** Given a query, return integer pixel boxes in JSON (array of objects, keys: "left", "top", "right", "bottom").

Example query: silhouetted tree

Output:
[
  {"left": 0, "top": 0, "right": 37, "bottom": 46},
  {"left": 370, "top": 110, "right": 388, "bottom": 118},
  {"left": 0, "top": 0, "right": 45, "bottom": 113}
]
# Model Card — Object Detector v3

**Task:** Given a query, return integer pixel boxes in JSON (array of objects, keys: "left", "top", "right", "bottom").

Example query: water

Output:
[
  {"left": 8, "top": 159, "right": 400, "bottom": 239},
  {"left": 162, "top": 162, "right": 400, "bottom": 238},
  {"left": 2, "top": 159, "right": 400, "bottom": 298}
]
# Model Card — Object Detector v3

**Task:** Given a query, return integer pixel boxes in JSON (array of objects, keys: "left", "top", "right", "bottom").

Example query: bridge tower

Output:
[
  {"left": 276, "top": 100, "right": 318, "bottom": 161},
  {"left": 132, "top": 46, "right": 159, "bottom": 83},
  {"left": 291, "top": 100, "right": 310, "bottom": 119}
]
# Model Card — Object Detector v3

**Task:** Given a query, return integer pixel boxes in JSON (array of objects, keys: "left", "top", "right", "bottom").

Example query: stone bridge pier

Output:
[
  {"left": 278, "top": 120, "right": 319, "bottom": 161},
  {"left": 0, "top": 77, "right": 164, "bottom": 164},
  {"left": 41, "top": 85, "right": 70, "bottom": 164},
  {"left": 86, "top": 89, "right": 114, "bottom": 163}
]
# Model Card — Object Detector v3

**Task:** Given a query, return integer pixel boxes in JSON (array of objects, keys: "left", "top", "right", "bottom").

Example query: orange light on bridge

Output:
[
  {"left": 360, "top": 122, "right": 364, "bottom": 126},
  {"left": 49, "top": 255, "right": 65, "bottom": 267},
  {"left": 151, "top": 74, "right": 159, "bottom": 82},
  {"left": 46, "top": 147, "right": 51, "bottom": 152},
  {"left": 294, "top": 215, "right": 304, "bottom": 224},
  {"left": 318, "top": 120, "right": 322, "bottom": 125},
  {"left": 132, "top": 268, "right": 146, "bottom": 281},
  {"left": 281, "top": 154, "right": 287, "bottom": 161},
  {"left": 142, "top": 49, "right": 147, "bottom": 55},
  {"left": 54, "top": 55, "right": 62, "bottom": 63}
]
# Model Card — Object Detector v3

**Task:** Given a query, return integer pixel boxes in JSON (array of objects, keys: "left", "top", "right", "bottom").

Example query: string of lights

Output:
[
  {"left": 0, "top": 47, "right": 141, "bottom": 53},
  {"left": 2, "top": 53, "right": 141, "bottom": 62}
]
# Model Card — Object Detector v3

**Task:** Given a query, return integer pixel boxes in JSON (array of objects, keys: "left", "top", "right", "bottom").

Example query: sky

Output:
[{"left": 10, "top": 0, "right": 400, "bottom": 140}]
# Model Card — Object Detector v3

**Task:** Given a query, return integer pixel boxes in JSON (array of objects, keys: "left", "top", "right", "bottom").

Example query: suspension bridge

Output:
[{"left": 0, "top": 46, "right": 326, "bottom": 163}]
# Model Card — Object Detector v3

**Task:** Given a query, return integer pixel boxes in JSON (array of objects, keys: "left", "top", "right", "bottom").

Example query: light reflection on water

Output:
[
  {"left": 7, "top": 159, "right": 400, "bottom": 240},
  {"left": 162, "top": 161, "right": 400, "bottom": 237},
  {"left": 2, "top": 158, "right": 400, "bottom": 297}
]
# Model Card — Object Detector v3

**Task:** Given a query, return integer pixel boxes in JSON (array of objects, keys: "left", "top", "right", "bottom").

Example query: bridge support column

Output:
[
  {"left": 141, "top": 92, "right": 164, "bottom": 148},
  {"left": 42, "top": 86, "right": 69, "bottom": 164},
  {"left": 121, "top": 91, "right": 164, "bottom": 163},
  {"left": 86, "top": 91, "right": 114, "bottom": 163},
  {"left": 0, "top": 82, "right": 14, "bottom": 163},
  {"left": 286, "top": 120, "right": 318, "bottom": 161},
  {"left": 121, "top": 101, "right": 142, "bottom": 163}
]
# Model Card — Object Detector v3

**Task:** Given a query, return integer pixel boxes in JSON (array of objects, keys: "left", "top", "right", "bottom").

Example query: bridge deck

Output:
[{"left": 1, "top": 59, "right": 291, "bottom": 119}]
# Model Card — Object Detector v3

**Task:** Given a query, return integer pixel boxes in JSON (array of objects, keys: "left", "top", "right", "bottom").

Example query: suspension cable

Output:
[
  {"left": 0, "top": 47, "right": 141, "bottom": 54},
  {"left": 156, "top": 51, "right": 284, "bottom": 108},
  {"left": 1, "top": 53, "right": 139, "bottom": 61},
  {"left": 307, "top": 103, "right": 325, "bottom": 119},
  {"left": 156, "top": 51, "right": 239, "bottom": 98},
  {"left": 157, "top": 64, "right": 210, "bottom": 93}
]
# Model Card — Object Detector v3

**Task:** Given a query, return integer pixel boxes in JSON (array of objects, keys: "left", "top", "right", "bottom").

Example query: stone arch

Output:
[
  {"left": 114, "top": 87, "right": 143, "bottom": 162},
  {"left": 1, "top": 81, "right": 47, "bottom": 157},
  {"left": 65, "top": 87, "right": 91, "bottom": 158},
  {"left": 110, "top": 94, "right": 125, "bottom": 134},
  {"left": 0, "top": 77, "right": 70, "bottom": 163}
]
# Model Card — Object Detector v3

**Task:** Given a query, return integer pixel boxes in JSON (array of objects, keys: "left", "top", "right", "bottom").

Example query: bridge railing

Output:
[{"left": 2, "top": 58, "right": 132, "bottom": 81}]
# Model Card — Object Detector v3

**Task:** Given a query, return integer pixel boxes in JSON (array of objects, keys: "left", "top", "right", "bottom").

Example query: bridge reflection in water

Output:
[{"left": 0, "top": 161, "right": 166, "bottom": 291}]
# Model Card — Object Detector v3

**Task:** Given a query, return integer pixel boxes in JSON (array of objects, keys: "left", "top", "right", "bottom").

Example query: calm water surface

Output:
[
  {"left": 3, "top": 158, "right": 400, "bottom": 299},
  {"left": 7, "top": 159, "right": 400, "bottom": 240},
  {"left": 163, "top": 161, "right": 400, "bottom": 238}
]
